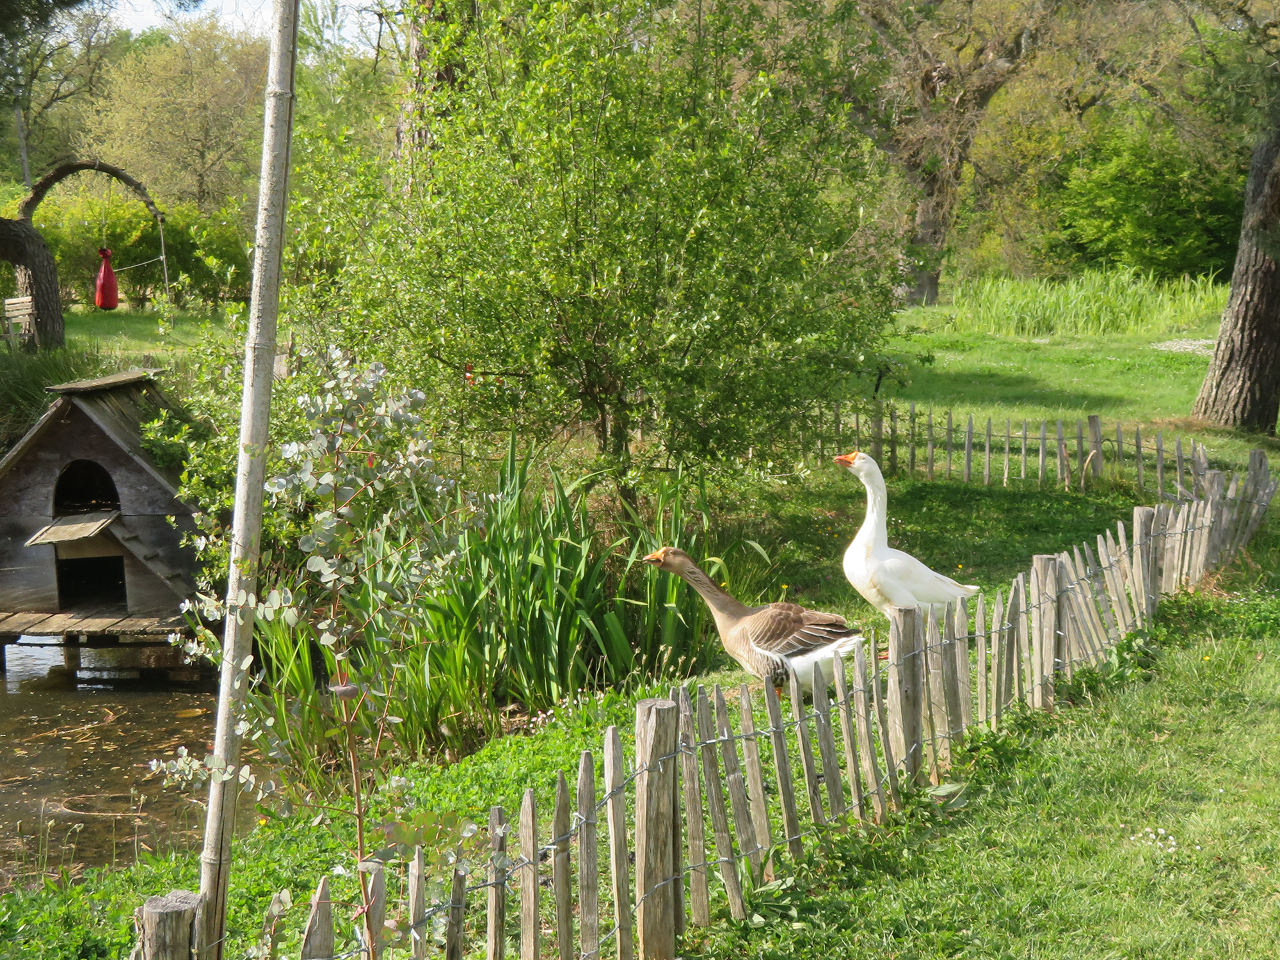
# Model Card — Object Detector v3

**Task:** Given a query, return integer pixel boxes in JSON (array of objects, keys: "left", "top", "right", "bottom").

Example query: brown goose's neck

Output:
[{"left": 676, "top": 560, "right": 754, "bottom": 623}]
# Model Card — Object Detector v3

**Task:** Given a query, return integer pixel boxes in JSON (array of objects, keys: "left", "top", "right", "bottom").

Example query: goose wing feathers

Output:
[
  {"left": 742, "top": 603, "right": 861, "bottom": 658},
  {"left": 873, "top": 549, "right": 980, "bottom": 605}
]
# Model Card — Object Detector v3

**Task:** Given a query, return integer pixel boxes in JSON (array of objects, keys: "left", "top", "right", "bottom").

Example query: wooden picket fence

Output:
[
  {"left": 131, "top": 451, "right": 1277, "bottom": 960},
  {"left": 813, "top": 401, "right": 1232, "bottom": 497}
]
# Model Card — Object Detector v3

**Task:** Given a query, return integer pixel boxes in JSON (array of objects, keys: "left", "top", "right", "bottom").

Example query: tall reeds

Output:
[
  {"left": 936, "top": 268, "right": 1226, "bottom": 337},
  {"left": 249, "top": 444, "right": 768, "bottom": 790}
]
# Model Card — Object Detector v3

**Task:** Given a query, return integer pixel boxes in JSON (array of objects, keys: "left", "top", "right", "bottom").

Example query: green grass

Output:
[
  {"left": 909, "top": 269, "right": 1228, "bottom": 337},
  {"left": 877, "top": 312, "right": 1279, "bottom": 482},
  {"left": 0, "top": 345, "right": 115, "bottom": 450},
  {"left": 63, "top": 306, "right": 228, "bottom": 360},
  {"left": 688, "top": 588, "right": 1280, "bottom": 960}
]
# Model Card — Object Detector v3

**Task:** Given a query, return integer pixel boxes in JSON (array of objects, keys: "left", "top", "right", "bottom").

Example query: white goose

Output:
[{"left": 834, "top": 450, "right": 978, "bottom": 615}]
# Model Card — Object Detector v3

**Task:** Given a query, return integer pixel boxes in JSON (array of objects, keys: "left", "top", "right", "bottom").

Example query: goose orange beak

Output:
[
  {"left": 641, "top": 548, "right": 667, "bottom": 565},
  {"left": 833, "top": 450, "right": 858, "bottom": 467}
]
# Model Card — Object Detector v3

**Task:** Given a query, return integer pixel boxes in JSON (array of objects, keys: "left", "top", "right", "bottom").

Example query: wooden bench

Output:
[{"left": 4, "top": 295, "right": 39, "bottom": 349}]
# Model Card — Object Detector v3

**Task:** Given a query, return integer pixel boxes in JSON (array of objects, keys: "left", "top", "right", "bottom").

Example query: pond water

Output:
[{"left": 0, "top": 636, "right": 236, "bottom": 891}]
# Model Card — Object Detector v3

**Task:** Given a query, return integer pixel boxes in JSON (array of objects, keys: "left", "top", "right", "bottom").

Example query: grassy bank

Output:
[
  {"left": 691, "top": 585, "right": 1280, "bottom": 959},
  {"left": 6, "top": 569, "right": 1279, "bottom": 959},
  {"left": 63, "top": 306, "right": 228, "bottom": 360}
]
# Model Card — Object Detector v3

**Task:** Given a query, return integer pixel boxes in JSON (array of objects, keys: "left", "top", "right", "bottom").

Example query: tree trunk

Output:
[
  {"left": 1193, "top": 124, "right": 1280, "bottom": 433},
  {"left": 908, "top": 174, "right": 947, "bottom": 305},
  {"left": 0, "top": 217, "right": 65, "bottom": 348}
]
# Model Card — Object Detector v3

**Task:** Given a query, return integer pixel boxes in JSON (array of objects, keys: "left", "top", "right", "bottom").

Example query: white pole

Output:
[{"left": 197, "top": 0, "right": 299, "bottom": 956}]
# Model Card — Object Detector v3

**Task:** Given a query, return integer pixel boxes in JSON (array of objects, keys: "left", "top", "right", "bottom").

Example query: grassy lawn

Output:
[
  {"left": 687, "top": 586, "right": 1280, "bottom": 959},
  {"left": 881, "top": 315, "right": 1280, "bottom": 473},
  {"left": 63, "top": 306, "right": 229, "bottom": 362}
]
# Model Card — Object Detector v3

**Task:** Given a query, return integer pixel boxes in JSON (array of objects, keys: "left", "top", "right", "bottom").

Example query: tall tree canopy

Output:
[
  {"left": 77, "top": 15, "right": 267, "bottom": 212},
  {"left": 291, "top": 0, "right": 903, "bottom": 492}
]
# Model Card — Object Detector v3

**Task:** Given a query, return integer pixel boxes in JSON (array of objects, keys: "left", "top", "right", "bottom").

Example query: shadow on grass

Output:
[
  {"left": 736, "top": 472, "right": 1144, "bottom": 613},
  {"left": 897, "top": 369, "right": 1129, "bottom": 412}
]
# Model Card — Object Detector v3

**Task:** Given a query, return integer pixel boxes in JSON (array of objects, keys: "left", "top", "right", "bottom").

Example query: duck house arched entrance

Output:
[{"left": 51, "top": 459, "right": 128, "bottom": 612}]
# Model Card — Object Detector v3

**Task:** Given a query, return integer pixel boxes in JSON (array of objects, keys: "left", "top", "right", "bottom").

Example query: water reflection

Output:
[{"left": 0, "top": 636, "right": 225, "bottom": 890}]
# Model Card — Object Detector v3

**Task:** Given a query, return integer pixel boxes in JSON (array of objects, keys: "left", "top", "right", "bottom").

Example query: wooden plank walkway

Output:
[{"left": 0, "top": 609, "right": 189, "bottom": 637}]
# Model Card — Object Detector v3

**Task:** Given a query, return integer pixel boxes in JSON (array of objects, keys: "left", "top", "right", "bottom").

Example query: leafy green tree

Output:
[
  {"left": 292, "top": 0, "right": 901, "bottom": 495},
  {"left": 1050, "top": 125, "right": 1244, "bottom": 279},
  {"left": 77, "top": 15, "right": 267, "bottom": 213}
]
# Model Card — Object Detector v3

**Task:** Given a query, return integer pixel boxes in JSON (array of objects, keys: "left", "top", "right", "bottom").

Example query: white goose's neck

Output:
[{"left": 854, "top": 470, "right": 889, "bottom": 552}]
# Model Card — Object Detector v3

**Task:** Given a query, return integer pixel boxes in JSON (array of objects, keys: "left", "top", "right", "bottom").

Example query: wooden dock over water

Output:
[{"left": 0, "top": 609, "right": 191, "bottom": 673}]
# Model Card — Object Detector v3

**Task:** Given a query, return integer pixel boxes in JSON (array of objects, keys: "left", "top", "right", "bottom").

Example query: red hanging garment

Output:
[{"left": 95, "top": 247, "right": 118, "bottom": 310}]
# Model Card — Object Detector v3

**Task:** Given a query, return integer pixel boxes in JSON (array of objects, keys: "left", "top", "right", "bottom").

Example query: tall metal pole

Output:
[{"left": 197, "top": 1, "right": 299, "bottom": 956}]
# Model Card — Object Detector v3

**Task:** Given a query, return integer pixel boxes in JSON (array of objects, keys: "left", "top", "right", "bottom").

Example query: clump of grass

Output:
[
  {"left": 925, "top": 268, "right": 1227, "bottom": 337},
  {"left": 0, "top": 343, "right": 117, "bottom": 452}
]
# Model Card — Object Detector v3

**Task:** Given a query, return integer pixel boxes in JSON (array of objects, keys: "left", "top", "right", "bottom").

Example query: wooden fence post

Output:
[
  {"left": 635, "top": 699, "right": 678, "bottom": 960},
  {"left": 407, "top": 850, "right": 426, "bottom": 960},
  {"left": 134, "top": 892, "right": 203, "bottom": 960},
  {"left": 872, "top": 403, "right": 884, "bottom": 465},
  {"left": 552, "top": 773, "right": 573, "bottom": 960},
  {"left": 486, "top": 807, "right": 508, "bottom": 960},
  {"left": 1030, "top": 556, "right": 1058, "bottom": 710},
  {"left": 927, "top": 409, "right": 936, "bottom": 480},
  {"left": 909, "top": 401, "right": 917, "bottom": 475},
  {"left": 675, "top": 688, "right": 710, "bottom": 927},
  {"left": 945, "top": 410, "right": 954, "bottom": 479},
  {"left": 738, "top": 685, "right": 774, "bottom": 849},
  {"left": 985, "top": 418, "right": 993, "bottom": 486},
  {"left": 519, "top": 791, "right": 539, "bottom": 960},
  {"left": 964, "top": 414, "right": 974, "bottom": 483},
  {"left": 577, "top": 754, "right": 600, "bottom": 957},
  {"left": 603, "top": 726, "right": 636, "bottom": 960},
  {"left": 301, "top": 877, "right": 334, "bottom": 960},
  {"left": 889, "top": 403, "right": 899, "bottom": 475},
  {"left": 1087, "top": 416, "right": 1104, "bottom": 478},
  {"left": 887, "top": 605, "right": 924, "bottom": 782},
  {"left": 1004, "top": 419, "right": 1011, "bottom": 486},
  {"left": 1038, "top": 421, "right": 1047, "bottom": 486},
  {"left": 695, "top": 688, "right": 747, "bottom": 919},
  {"left": 788, "top": 670, "right": 826, "bottom": 824},
  {"left": 713, "top": 686, "right": 762, "bottom": 879}
]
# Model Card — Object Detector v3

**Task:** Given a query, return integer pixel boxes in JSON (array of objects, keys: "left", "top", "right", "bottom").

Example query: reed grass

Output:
[
  {"left": 249, "top": 446, "right": 775, "bottom": 788},
  {"left": 0, "top": 344, "right": 115, "bottom": 452},
  {"left": 920, "top": 268, "right": 1227, "bottom": 336}
]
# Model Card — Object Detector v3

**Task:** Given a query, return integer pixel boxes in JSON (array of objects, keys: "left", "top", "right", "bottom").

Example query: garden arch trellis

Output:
[{"left": 0, "top": 159, "right": 167, "bottom": 348}]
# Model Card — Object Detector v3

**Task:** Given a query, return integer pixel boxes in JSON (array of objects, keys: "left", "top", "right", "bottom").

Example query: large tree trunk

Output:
[
  {"left": 909, "top": 174, "right": 948, "bottom": 305},
  {"left": 1193, "top": 126, "right": 1280, "bottom": 432},
  {"left": 0, "top": 217, "right": 65, "bottom": 348}
]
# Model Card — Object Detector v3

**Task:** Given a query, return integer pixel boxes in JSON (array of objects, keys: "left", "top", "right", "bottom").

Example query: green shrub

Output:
[
  {"left": 1050, "top": 126, "right": 1244, "bottom": 279},
  {"left": 11, "top": 185, "right": 250, "bottom": 307}
]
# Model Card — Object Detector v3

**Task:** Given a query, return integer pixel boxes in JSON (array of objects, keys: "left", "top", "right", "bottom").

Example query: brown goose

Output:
[{"left": 641, "top": 546, "right": 861, "bottom": 693}]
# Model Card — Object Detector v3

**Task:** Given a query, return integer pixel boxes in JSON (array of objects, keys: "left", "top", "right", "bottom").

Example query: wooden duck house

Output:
[{"left": 0, "top": 371, "right": 197, "bottom": 642}]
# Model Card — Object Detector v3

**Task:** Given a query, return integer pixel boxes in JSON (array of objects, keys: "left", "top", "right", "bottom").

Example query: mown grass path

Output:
[{"left": 687, "top": 593, "right": 1280, "bottom": 959}]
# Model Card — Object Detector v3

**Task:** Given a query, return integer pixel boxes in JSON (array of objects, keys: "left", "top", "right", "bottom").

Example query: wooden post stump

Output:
[{"left": 133, "top": 891, "right": 203, "bottom": 960}]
